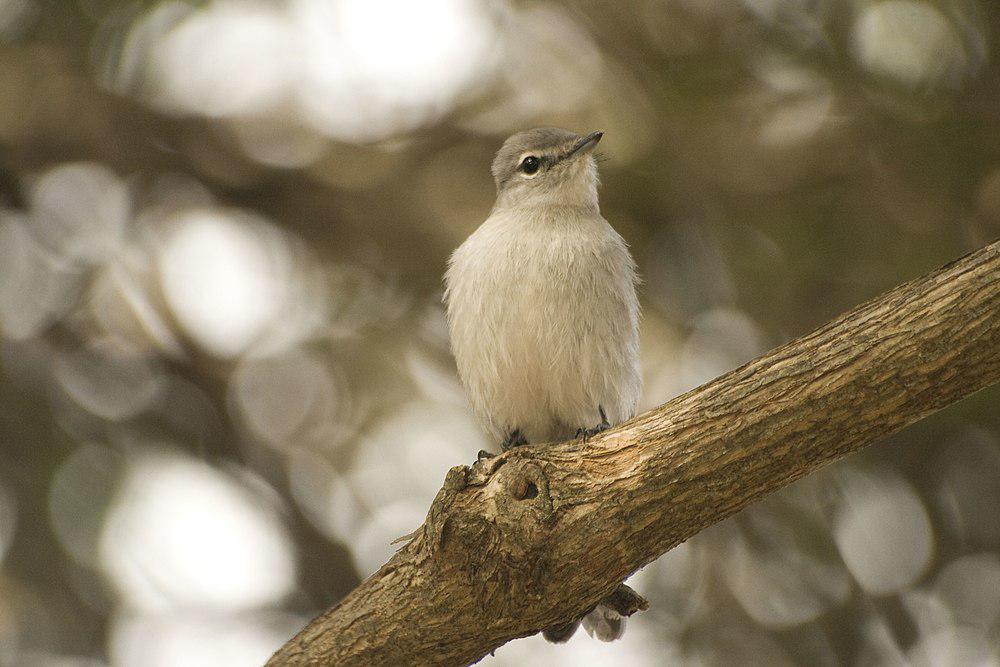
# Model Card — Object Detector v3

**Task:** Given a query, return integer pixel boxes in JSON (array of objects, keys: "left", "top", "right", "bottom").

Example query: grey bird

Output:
[{"left": 443, "top": 128, "right": 642, "bottom": 642}]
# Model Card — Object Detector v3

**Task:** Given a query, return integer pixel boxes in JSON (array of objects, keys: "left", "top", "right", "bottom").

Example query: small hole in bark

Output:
[{"left": 511, "top": 477, "right": 539, "bottom": 500}]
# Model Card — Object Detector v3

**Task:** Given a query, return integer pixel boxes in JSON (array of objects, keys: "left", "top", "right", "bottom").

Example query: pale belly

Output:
[
  {"left": 448, "top": 228, "right": 641, "bottom": 447},
  {"left": 488, "top": 280, "right": 617, "bottom": 442}
]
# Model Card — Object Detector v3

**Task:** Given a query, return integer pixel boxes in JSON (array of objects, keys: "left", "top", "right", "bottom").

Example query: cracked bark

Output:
[{"left": 268, "top": 241, "right": 1000, "bottom": 666}]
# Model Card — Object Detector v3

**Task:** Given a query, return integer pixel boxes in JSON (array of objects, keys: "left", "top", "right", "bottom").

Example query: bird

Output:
[{"left": 443, "top": 127, "right": 641, "bottom": 643}]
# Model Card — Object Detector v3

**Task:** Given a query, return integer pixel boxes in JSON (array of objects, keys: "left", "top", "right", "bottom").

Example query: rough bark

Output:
[{"left": 269, "top": 241, "right": 1000, "bottom": 666}]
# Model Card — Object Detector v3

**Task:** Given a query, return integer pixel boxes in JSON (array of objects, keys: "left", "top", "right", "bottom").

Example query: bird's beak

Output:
[{"left": 564, "top": 131, "right": 604, "bottom": 160}]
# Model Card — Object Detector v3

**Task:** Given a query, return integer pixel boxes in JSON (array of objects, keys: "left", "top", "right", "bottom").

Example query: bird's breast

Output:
[
  {"left": 444, "top": 210, "right": 641, "bottom": 442},
  {"left": 446, "top": 212, "right": 632, "bottom": 369}
]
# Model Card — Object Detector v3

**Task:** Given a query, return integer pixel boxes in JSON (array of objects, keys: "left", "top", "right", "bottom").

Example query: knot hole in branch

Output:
[
  {"left": 494, "top": 460, "right": 552, "bottom": 523},
  {"left": 512, "top": 477, "right": 538, "bottom": 500}
]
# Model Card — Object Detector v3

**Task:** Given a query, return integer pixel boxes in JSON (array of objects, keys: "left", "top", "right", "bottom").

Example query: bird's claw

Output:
[
  {"left": 577, "top": 405, "right": 611, "bottom": 443},
  {"left": 501, "top": 428, "right": 528, "bottom": 451}
]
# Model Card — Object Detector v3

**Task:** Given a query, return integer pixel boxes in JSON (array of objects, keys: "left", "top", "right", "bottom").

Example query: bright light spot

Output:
[
  {"left": 351, "top": 500, "right": 426, "bottom": 577},
  {"left": 755, "top": 61, "right": 835, "bottom": 147},
  {"left": 294, "top": 0, "right": 497, "bottom": 141},
  {"left": 760, "top": 93, "right": 835, "bottom": 147},
  {"left": 723, "top": 521, "right": 849, "bottom": 627},
  {"left": 148, "top": 3, "right": 296, "bottom": 117},
  {"left": 99, "top": 451, "right": 295, "bottom": 612},
  {"left": 109, "top": 610, "right": 305, "bottom": 667},
  {"left": 345, "top": 401, "right": 486, "bottom": 575},
  {"left": 157, "top": 210, "right": 291, "bottom": 358},
  {"left": 901, "top": 588, "right": 955, "bottom": 641},
  {"left": 287, "top": 449, "right": 363, "bottom": 546},
  {"left": 30, "top": 162, "right": 130, "bottom": 265},
  {"left": 231, "top": 349, "right": 341, "bottom": 448},
  {"left": 852, "top": 1, "right": 970, "bottom": 89},
  {"left": 458, "top": 3, "right": 602, "bottom": 134},
  {"left": 756, "top": 57, "right": 830, "bottom": 95},
  {"left": 405, "top": 345, "right": 468, "bottom": 407},
  {"left": 643, "top": 540, "right": 708, "bottom": 633},
  {"left": 677, "top": 308, "right": 767, "bottom": 392},
  {"left": 833, "top": 467, "right": 933, "bottom": 595},
  {"left": 933, "top": 554, "right": 1000, "bottom": 631},
  {"left": 350, "top": 401, "right": 485, "bottom": 510},
  {"left": 0, "top": 212, "right": 79, "bottom": 340},
  {"left": 54, "top": 337, "right": 165, "bottom": 421},
  {"left": 906, "top": 625, "right": 998, "bottom": 666},
  {"left": 89, "top": 252, "right": 186, "bottom": 359},
  {"left": 127, "top": 0, "right": 498, "bottom": 144}
]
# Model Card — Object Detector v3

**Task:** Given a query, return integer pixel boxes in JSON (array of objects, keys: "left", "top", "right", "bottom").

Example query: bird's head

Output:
[{"left": 490, "top": 128, "right": 603, "bottom": 211}]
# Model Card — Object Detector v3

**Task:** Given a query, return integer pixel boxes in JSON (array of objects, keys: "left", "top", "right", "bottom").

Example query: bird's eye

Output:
[{"left": 519, "top": 156, "right": 540, "bottom": 175}]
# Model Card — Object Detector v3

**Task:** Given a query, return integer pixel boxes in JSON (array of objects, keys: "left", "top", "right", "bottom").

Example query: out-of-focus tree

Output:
[{"left": 0, "top": 1, "right": 998, "bottom": 665}]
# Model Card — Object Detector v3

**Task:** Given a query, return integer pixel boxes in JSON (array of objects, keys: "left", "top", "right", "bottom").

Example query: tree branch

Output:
[{"left": 269, "top": 241, "right": 1000, "bottom": 666}]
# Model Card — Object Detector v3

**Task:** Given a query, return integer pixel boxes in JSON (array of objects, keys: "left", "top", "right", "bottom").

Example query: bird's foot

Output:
[
  {"left": 576, "top": 406, "right": 611, "bottom": 443},
  {"left": 501, "top": 428, "right": 528, "bottom": 452},
  {"left": 475, "top": 429, "right": 527, "bottom": 462}
]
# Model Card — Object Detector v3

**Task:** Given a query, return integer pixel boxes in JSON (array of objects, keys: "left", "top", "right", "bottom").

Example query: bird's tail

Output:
[
  {"left": 583, "top": 603, "right": 626, "bottom": 641},
  {"left": 542, "top": 603, "right": 625, "bottom": 643}
]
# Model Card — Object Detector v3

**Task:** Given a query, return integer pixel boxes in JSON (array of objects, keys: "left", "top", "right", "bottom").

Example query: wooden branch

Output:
[{"left": 269, "top": 241, "right": 1000, "bottom": 666}]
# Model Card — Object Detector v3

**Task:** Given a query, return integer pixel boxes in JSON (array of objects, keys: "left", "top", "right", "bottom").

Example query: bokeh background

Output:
[{"left": 1, "top": 0, "right": 999, "bottom": 665}]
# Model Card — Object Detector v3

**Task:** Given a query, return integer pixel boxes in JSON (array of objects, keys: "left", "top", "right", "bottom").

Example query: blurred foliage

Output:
[{"left": 0, "top": 0, "right": 999, "bottom": 665}]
